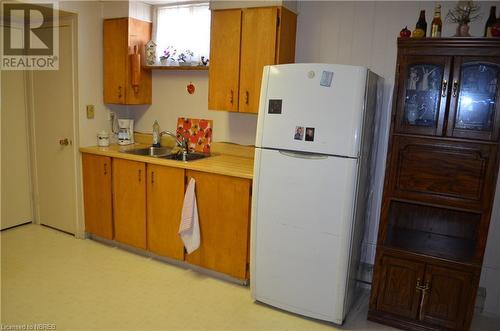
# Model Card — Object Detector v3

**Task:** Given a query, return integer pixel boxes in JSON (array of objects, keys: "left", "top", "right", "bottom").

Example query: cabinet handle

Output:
[
  {"left": 245, "top": 91, "right": 249, "bottom": 105},
  {"left": 230, "top": 90, "right": 234, "bottom": 104},
  {"left": 118, "top": 86, "right": 122, "bottom": 99},
  {"left": 151, "top": 171, "right": 154, "bottom": 184},
  {"left": 138, "top": 169, "right": 142, "bottom": 182},
  {"left": 104, "top": 163, "right": 107, "bottom": 175},
  {"left": 441, "top": 79, "right": 447, "bottom": 97},
  {"left": 416, "top": 279, "right": 431, "bottom": 321},
  {"left": 452, "top": 80, "right": 459, "bottom": 97}
]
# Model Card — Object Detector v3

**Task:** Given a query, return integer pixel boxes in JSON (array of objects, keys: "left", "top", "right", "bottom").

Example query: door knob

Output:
[{"left": 59, "top": 138, "right": 70, "bottom": 146}]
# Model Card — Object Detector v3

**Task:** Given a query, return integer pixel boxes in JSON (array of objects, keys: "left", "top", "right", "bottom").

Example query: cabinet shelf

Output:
[
  {"left": 385, "top": 200, "right": 480, "bottom": 263},
  {"left": 143, "top": 65, "right": 209, "bottom": 71},
  {"left": 386, "top": 228, "right": 476, "bottom": 263}
]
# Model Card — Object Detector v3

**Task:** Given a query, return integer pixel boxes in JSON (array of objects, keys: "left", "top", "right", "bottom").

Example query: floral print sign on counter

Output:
[{"left": 176, "top": 118, "right": 213, "bottom": 154}]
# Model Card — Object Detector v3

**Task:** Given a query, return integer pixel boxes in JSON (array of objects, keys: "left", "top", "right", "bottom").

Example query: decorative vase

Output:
[
  {"left": 160, "top": 58, "right": 168, "bottom": 65},
  {"left": 145, "top": 40, "right": 157, "bottom": 66},
  {"left": 456, "top": 23, "right": 471, "bottom": 37}
]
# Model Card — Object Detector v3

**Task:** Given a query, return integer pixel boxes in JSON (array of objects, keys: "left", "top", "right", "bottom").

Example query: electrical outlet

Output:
[{"left": 86, "top": 105, "right": 95, "bottom": 119}]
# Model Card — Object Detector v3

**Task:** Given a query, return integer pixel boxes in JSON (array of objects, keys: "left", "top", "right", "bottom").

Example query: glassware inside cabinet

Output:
[
  {"left": 455, "top": 63, "right": 499, "bottom": 131},
  {"left": 403, "top": 64, "right": 444, "bottom": 128}
]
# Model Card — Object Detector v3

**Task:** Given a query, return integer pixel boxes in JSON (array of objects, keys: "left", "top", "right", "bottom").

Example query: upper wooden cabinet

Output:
[
  {"left": 103, "top": 18, "right": 152, "bottom": 105},
  {"left": 394, "top": 39, "right": 500, "bottom": 142},
  {"left": 208, "top": 10, "right": 242, "bottom": 112},
  {"left": 446, "top": 56, "right": 500, "bottom": 141},
  {"left": 208, "top": 7, "right": 297, "bottom": 114},
  {"left": 394, "top": 55, "right": 452, "bottom": 136},
  {"left": 82, "top": 154, "right": 113, "bottom": 240}
]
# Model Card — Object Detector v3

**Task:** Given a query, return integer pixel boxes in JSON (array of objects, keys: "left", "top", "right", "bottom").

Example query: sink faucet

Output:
[{"left": 160, "top": 131, "right": 189, "bottom": 155}]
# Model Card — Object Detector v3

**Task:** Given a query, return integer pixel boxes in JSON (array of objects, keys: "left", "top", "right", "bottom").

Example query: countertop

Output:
[{"left": 79, "top": 142, "right": 254, "bottom": 179}]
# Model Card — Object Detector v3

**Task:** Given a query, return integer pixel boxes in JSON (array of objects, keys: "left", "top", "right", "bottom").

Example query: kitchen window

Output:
[{"left": 153, "top": 2, "right": 211, "bottom": 64}]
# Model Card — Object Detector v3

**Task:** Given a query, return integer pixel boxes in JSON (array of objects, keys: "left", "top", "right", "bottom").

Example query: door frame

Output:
[{"left": 26, "top": 12, "right": 83, "bottom": 237}]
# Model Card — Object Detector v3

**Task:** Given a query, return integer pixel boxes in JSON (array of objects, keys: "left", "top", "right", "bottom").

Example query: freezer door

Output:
[
  {"left": 251, "top": 148, "right": 358, "bottom": 323},
  {"left": 256, "top": 63, "right": 367, "bottom": 158}
]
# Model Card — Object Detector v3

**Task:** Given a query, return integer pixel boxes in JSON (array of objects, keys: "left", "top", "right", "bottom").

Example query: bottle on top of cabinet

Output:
[
  {"left": 485, "top": 6, "right": 497, "bottom": 37},
  {"left": 431, "top": 4, "right": 442, "bottom": 37},
  {"left": 416, "top": 10, "right": 427, "bottom": 37}
]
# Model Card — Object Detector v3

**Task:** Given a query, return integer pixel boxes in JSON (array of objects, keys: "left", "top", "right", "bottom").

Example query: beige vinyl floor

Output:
[{"left": 1, "top": 224, "right": 499, "bottom": 331}]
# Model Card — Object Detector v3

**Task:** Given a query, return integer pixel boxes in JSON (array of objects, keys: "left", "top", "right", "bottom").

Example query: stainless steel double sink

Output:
[{"left": 122, "top": 146, "right": 209, "bottom": 162}]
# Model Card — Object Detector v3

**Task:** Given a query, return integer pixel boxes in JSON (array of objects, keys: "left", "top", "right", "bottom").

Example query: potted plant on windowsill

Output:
[
  {"left": 159, "top": 46, "right": 176, "bottom": 65},
  {"left": 178, "top": 50, "right": 194, "bottom": 66}
]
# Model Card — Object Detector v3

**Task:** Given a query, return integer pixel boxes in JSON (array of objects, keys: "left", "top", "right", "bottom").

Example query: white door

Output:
[
  {"left": 31, "top": 24, "right": 77, "bottom": 234},
  {"left": 256, "top": 64, "right": 367, "bottom": 157},
  {"left": 251, "top": 148, "right": 358, "bottom": 323},
  {"left": 1, "top": 59, "right": 33, "bottom": 230}
]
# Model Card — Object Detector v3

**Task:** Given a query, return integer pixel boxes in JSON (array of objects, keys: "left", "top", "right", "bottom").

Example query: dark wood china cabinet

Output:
[{"left": 369, "top": 38, "right": 500, "bottom": 331}]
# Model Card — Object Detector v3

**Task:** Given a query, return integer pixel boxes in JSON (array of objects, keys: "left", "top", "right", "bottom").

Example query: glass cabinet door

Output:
[
  {"left": 447, "top": 57, "right": 500, "bottom": 141},
  {"left": 395, "top": 56, "right": 451, "bottom": 136}
]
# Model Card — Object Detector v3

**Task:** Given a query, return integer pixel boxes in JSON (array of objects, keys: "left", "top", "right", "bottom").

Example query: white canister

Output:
[{"left": 97, "top": 130, "right": 110, "bottom": 147}]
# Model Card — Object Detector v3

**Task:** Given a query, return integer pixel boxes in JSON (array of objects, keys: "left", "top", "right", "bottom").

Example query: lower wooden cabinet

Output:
[
  {"left": 369, "top": 250, "right": 478, "bottom": 331},
  {"left": 82, "top": 154, "right": 113, "bottom": 239},
  {"left": 185, "top": 170, "right": 251, "bottom": 280},
  {"left": 146, "top": 164, "right": 185, "bottom": 260},
  {"left": 81, "top": 155, "right": 252, "bottom": 280},
  {"left": 421, "top": 265, "right": 473, "bottom": 330},
  {"left": 375, "top": 256, "right": 424, "bottom": 319},
  {"left": 112, "top": 158, "right": 147, "bottom": 249}
]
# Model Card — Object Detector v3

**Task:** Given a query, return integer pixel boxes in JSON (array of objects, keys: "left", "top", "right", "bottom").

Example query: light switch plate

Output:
[{"left": 86, "top": 105, "right": 95, "bottom": 119}]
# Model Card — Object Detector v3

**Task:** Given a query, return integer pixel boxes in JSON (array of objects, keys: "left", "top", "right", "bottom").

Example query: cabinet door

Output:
[
  {"left": 239, "top": 7, "right": 278, "bottom": 114},
  {"left": 421, "top": 265, "right": 474, "bottom": 330},
  {"left": 394, "top": 55, "right": 452, "bottom": 136},
  {"left": 387, "top": 135, "right": 496, "bottom": 211},
  {"left": 208, "top": 10, "right": 242, "bottom": 112},
  {"left": 82, "top": 154, "right": 113, "bottom": 240},
  {"left": 103, "top": 19, "right": 127, "bottom": 104},
  {"left": 185, "top": 170, "right": 251, "bottom": 279},
  {"left": 113, "top": 159, "right": 147, "bottom": 249},
  {"left": 125, "top": 18, "right": 152, "bottom": 105},
  {"left": 147, "top": 164, "right": 184, "bottom": 260},
  {"left": 376, "top": 255, "right": 425, "bottom": 319},
  {"left": 447, "top": 57, "right": 500, "bottom": 141}
]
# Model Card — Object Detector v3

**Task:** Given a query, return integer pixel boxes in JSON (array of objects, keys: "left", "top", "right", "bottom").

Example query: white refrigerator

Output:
[{"left": 251, "top": 63, "right": 383, "bottom": 324}]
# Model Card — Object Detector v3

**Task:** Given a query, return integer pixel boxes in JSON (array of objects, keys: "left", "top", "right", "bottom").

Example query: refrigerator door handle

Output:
[{"left": 279, "top": 150, "right": 329, "bottom": 160}]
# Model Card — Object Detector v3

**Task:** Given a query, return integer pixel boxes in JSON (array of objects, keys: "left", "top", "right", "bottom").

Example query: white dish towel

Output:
[{"left": 178, "top": 178, "right": 200, "bottom": 254}]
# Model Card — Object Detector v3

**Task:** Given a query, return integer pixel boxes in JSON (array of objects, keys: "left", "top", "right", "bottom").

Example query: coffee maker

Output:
[{"left": 117, "top": 119, "right": 134, "bottom": 145}]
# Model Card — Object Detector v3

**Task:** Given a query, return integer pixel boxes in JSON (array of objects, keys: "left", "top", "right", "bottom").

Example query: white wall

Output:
[
  {"left": 59, "top": 1, "right": 114, "bottom": 147},
  {"left": 130, "top": 71, "right": 258, "bottom": 145},
  {"left": 294, "top": 0, "right": 500, "bottom": 316}
]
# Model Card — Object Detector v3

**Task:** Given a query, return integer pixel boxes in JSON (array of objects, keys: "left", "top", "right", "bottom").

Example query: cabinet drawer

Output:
[{"left": 389, "top": 136, "right": 497, "bottom": 210}]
